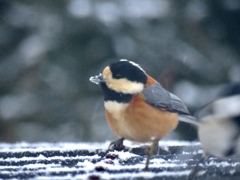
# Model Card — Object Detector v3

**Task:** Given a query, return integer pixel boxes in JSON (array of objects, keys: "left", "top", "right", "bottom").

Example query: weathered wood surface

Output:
[{"left": 0, "top": 141, "right": 239, "bottom": 180}]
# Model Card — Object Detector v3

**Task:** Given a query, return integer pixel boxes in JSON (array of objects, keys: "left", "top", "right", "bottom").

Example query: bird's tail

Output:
[{"left": 179, "top": 115, "right": 200, "bottom": 127}]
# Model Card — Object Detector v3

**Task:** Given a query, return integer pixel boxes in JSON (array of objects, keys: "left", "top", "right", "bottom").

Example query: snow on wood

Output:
[{"left": 0, "top": 141, "right": 239, "bottom": 179}]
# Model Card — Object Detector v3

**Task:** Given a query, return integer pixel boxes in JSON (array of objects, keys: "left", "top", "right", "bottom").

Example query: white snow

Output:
[
  {"left": 206, "top": 160, "right": 239, "bottom": 168},
  {"left": 0, "top": 141, "right": 110, "bottom": 152},
  {"left": 0, "top": 141, "right": 238, "bottom": 179}
]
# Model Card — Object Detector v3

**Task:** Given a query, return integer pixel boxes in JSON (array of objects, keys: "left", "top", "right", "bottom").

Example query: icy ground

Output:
[{"left": 0, "top": 141, "right": 239, "bottom": 180}]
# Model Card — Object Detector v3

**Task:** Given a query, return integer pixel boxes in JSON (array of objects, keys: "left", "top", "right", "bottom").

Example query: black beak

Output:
[{"left": 89, "top": 73, "right": 105, "bottom": 85}]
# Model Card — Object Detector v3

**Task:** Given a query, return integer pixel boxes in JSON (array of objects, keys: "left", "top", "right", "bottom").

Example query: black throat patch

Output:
[{"left": 100, "top": 83, "right": 133, "bottom": 103}]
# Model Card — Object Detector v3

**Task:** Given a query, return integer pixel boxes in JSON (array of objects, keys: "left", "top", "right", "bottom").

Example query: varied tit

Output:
[
  {"left": 90, "top": 59, "right": 192, "bottom": 170},
  {"left": 188, "top": 83, "right": 240, "bottom": 179}
]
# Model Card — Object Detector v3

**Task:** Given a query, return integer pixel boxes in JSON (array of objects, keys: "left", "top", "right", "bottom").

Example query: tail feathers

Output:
[{"left": 179, "top": 115, "right": 200, "bottom": 127}]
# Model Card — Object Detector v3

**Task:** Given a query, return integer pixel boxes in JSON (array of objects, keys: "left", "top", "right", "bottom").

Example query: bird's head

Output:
[{"left": 90, "top": 59, "right": 147, "bottom": 94}]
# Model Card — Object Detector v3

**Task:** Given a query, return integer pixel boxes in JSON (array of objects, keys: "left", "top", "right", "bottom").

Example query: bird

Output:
[
  {"left": 198, "top": 84, "right": 240, "bottom": 158},
  {"left": 188, "top": 83, "right": 240, "bottom": 179},
  {"left": 89, "top": 59, "right": 193, "bottom": 170}
]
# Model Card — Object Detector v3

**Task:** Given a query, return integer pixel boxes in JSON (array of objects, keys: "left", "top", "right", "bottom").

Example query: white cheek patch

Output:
[{"left": 107, "top": 77, "right": 144, "bottom": 94}]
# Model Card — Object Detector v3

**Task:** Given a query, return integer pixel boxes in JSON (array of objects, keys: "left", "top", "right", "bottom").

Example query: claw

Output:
[{"left": 108, "top": 138, "right": 125, "bottom": 151}]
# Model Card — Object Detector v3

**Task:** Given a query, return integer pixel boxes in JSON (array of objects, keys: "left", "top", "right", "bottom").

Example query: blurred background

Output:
[{"left": 0, "top": 0, "right": 240, "bottom": 143}]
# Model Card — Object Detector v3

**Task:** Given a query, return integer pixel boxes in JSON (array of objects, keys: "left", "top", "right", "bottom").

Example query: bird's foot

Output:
[
  {"left": 108, "top": 138, "right": 125, "bottom": 151},
  {"left": 187, "top": 154, "right": 210, "bottom": 180},
  {"left": 144, "top": 140, "right": 159, "bottom": 171}
]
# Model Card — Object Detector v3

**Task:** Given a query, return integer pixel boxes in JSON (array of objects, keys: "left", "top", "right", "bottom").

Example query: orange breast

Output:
[{"left": 105, "top": 94, "right": 179, "bottom": 142}]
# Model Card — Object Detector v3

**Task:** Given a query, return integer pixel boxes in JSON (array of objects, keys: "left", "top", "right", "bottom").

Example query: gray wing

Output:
[
  {"left": 142, "top": 83, "right": 190, "bottom": 115},
  {"left": 169, "top": 93, "right": 190, "bottom": 115}
]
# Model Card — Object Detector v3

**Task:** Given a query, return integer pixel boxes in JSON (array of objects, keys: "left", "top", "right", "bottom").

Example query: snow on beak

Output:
[{"left": 89, "top": 73, "right": 105, "bottom": 85}]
